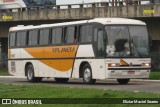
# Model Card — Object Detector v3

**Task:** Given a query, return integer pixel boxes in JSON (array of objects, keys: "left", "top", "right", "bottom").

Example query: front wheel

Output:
[
  {"left": 117, "top": 79, "right": 130, "bottom": 84},
  {"left": 82, "top": 64, "right": 96, "bottom": 84}
]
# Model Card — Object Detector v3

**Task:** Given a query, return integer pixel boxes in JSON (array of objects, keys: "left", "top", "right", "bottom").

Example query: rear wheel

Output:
[
  {"left": 26, "top": 64, "right": 36, "bottom": 82},
  {"left": 54, "top": 78, "right": 69, "bottom": 83},
  {"left": 26, "top": 64, "right": 42, "bottom": 82},
  {"left": 117, "top": 79, "right": 130, "bottom": 84},
  {"left": 82, "top": 64, "right": 96, "bottom": 84}
]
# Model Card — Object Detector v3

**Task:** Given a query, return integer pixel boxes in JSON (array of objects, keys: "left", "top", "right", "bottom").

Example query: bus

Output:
[{"left": 8, "top": 18, "right": 151, "bottom": 84}]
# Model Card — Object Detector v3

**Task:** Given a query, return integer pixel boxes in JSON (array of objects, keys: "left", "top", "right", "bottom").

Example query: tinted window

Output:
[
  {"left": 86, "top": 25, "right": 93, "bottom": 42},
  {"left": 16, "top": 33, "right": 21, "bottom": 46},
  {"left": 21, "top": 32, "right": 27, "bottom": 46},
  {"left": 105, "top": 26, "right": 130, "bottom": 57},
  {"left": 52, "top": 28, "right": 62, "bottom": 44},
  {"left": 80, "top": 26, "right": 86, "bottom": 42},
  {"left": 65, "top": 27, "right": 75, "bottom": 43},
  {"left": 80, "top": 25, "right": 93, "bottom": 43},
  {"left": 39, "top": 29, "right": 50, "bottom": 45},
  {"left": 28, "top": 30, "right": 38, "bottom": 46},
  {"left": 97, "top": 30, "right": 105, "bottom": 57},
  {"left": 129, "top": 26, "right": 149, "bottom": 57},
  {"left": 10, "top": 32, "right": 16, "bottom": 47},
  {"left": 94, "top": 28, "right": 98, "bottom": 42},
  {"left": 16, "top": 31, "right": 27, "bottom": 46}
]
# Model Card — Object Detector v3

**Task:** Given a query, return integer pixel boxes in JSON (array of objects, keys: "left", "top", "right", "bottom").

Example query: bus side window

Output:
[
  {"left": 52, "top": 28, "right": 62, "bottom": 45},
  {"left": 10, "top": 32, "right": 16, "bottom": 47},
  {"left": 16, "top": 31, "right": 27, "bottom": 47},
  {"left": 94, "top": 28, "right": 98, "bottom": 42},
  {"left": 80, "top": 25, "right": 93, "bottom": 43},
  {"left": 86, "top": 25, "right": 93, "bottom": 42},
  {"left": 79, "top": 25, "right": 85, "bottom": 43},
  {"left": 20, "top": 31, "right": 27, "bottom": 46},
  {"left": 97, "top": 29, "right": 105, "bottom": 57},
  {"left": 39, "top": 29, "right": 50, "bottom": 45},
  {"left": 16, "top": 32, "right": 21, "bottom": 46},
  {"left": 74, "top": 26, "right": 78, "bottom": 43},
  {"left": 28, "top": 30, "right": 38, "bottom": 46},
  {"left": 64, "top": 26, "right": 75, "bottom": 44}
]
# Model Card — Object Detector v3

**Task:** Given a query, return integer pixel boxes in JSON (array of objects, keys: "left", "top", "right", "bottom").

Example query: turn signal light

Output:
[{"left": 108, "top": 63, "right": 119, "bottom": 67}]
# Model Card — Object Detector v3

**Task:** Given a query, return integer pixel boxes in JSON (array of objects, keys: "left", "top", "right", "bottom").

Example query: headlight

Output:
[{"left": 142, "top": 63, "right": 150, "bottom": 67}]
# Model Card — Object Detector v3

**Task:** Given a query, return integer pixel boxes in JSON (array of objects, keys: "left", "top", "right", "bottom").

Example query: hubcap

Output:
[
  {"left": 28, "top": 67, "right": 33, "bottom": 80},
  {"left": 84, "top": 68, "right": 91, "bottom": 82}
]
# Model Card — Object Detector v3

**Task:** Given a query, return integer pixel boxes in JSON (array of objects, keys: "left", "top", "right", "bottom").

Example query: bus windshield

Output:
[{"left": 105, "top": 25, "right": 149, "bottom": 58}]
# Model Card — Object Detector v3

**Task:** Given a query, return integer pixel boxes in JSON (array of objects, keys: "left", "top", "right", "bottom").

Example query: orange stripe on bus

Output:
[
  {"left": 41, "top": 60, "right": 74, "bottom": 72},
  {"left": 24, "top": 45, "right": 78, "bottom": 72},
  {"left": 120, "top": 59, "right": 129, "bottom": 66}
]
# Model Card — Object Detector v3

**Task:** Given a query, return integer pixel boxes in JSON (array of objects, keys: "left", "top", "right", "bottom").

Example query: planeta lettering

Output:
[{"left": 52, "top": 47, "right": 75, "bottom": 53}]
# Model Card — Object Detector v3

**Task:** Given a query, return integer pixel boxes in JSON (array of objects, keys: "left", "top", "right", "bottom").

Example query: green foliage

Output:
[
  {"left": 0, "top": 84, "right": 160, "bottom": 107},
  {"left": 0, "top": 84, "right": 160, "bottom": 98},
  {"left": 0, "top": 68, "right": 10, "bottom": 76},
  {"left": 149, "top": 72, "right": 160, "bottom": 80}
]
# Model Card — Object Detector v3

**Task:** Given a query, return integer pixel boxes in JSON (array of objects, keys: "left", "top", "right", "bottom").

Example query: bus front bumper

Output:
[{"left": 106, "top": 69, "right": 150, "bottom": 79}]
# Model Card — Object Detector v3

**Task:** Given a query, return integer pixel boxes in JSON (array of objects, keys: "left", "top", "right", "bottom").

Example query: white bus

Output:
[{"left": 8, "top": 18, "right": 151, "bottom": 84}]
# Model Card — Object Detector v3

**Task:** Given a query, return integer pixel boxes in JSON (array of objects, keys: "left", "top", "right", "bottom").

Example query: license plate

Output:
[{"left": 128, "top": 71, "right": 135, "bottom": 74}]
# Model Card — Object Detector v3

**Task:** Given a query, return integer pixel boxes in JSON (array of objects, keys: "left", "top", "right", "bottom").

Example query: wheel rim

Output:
[
  {"left": 28, "top": 67, "right": 33, "bottom": 80},
  {"left": 84, "top": 68, "right": 91, "bottom": 82}
]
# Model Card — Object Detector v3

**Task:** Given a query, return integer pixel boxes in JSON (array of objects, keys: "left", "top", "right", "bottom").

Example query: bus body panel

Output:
[
  {"left": 35, "top": 60, "right": 72, "bottom": 78},
  {"left": 8, "top": 60, "right": 27, "bottom": 76},
  {"left": 93, "top": 59, "right": 106, "bottom": 79},
  {"left": 76, "top": 45, "right": 95, "bottom": 57}
]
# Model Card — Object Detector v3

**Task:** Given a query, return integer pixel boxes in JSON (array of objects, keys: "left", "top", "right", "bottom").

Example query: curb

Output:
[
  {"left": 0, "top": 76, "right": 26, "bottom": 78},
  {"left": 130, "top": 79, "right": 160, "bottom": 82},
  {"left": 0, "top": 76, "right": 160, "bottom": 82}
]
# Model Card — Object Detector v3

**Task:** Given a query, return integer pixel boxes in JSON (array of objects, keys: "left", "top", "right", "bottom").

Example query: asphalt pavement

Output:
[{"left": 0, "top": 76, "right": 160, "bottom": 93}]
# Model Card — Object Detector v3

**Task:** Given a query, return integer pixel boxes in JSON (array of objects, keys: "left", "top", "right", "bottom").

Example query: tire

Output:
[
  {"left": 82, "top": 63, "right": 96, "bottom": 84},
  {"left": 26, "top": 64, "right": 39, "bottom": 83},
  {"left": 117, "top": 79, "right": 130, "bottom": 85},
  {"left": 54, "top": 78, "right": 69, "bottom": 83}
]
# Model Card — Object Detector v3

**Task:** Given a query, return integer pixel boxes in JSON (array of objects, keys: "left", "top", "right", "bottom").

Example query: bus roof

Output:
[{"left": 10, "top": 18, "right": 146, "bottom": 31}]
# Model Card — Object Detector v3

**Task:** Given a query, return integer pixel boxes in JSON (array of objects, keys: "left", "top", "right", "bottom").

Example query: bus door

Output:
[{"left": 93, "top": 24, "right": 106, "bottom": 79}]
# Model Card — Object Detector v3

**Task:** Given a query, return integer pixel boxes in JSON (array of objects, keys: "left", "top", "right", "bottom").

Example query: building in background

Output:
[{"left": 0, "top": 0, "right": 56, "bottom": 12}]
